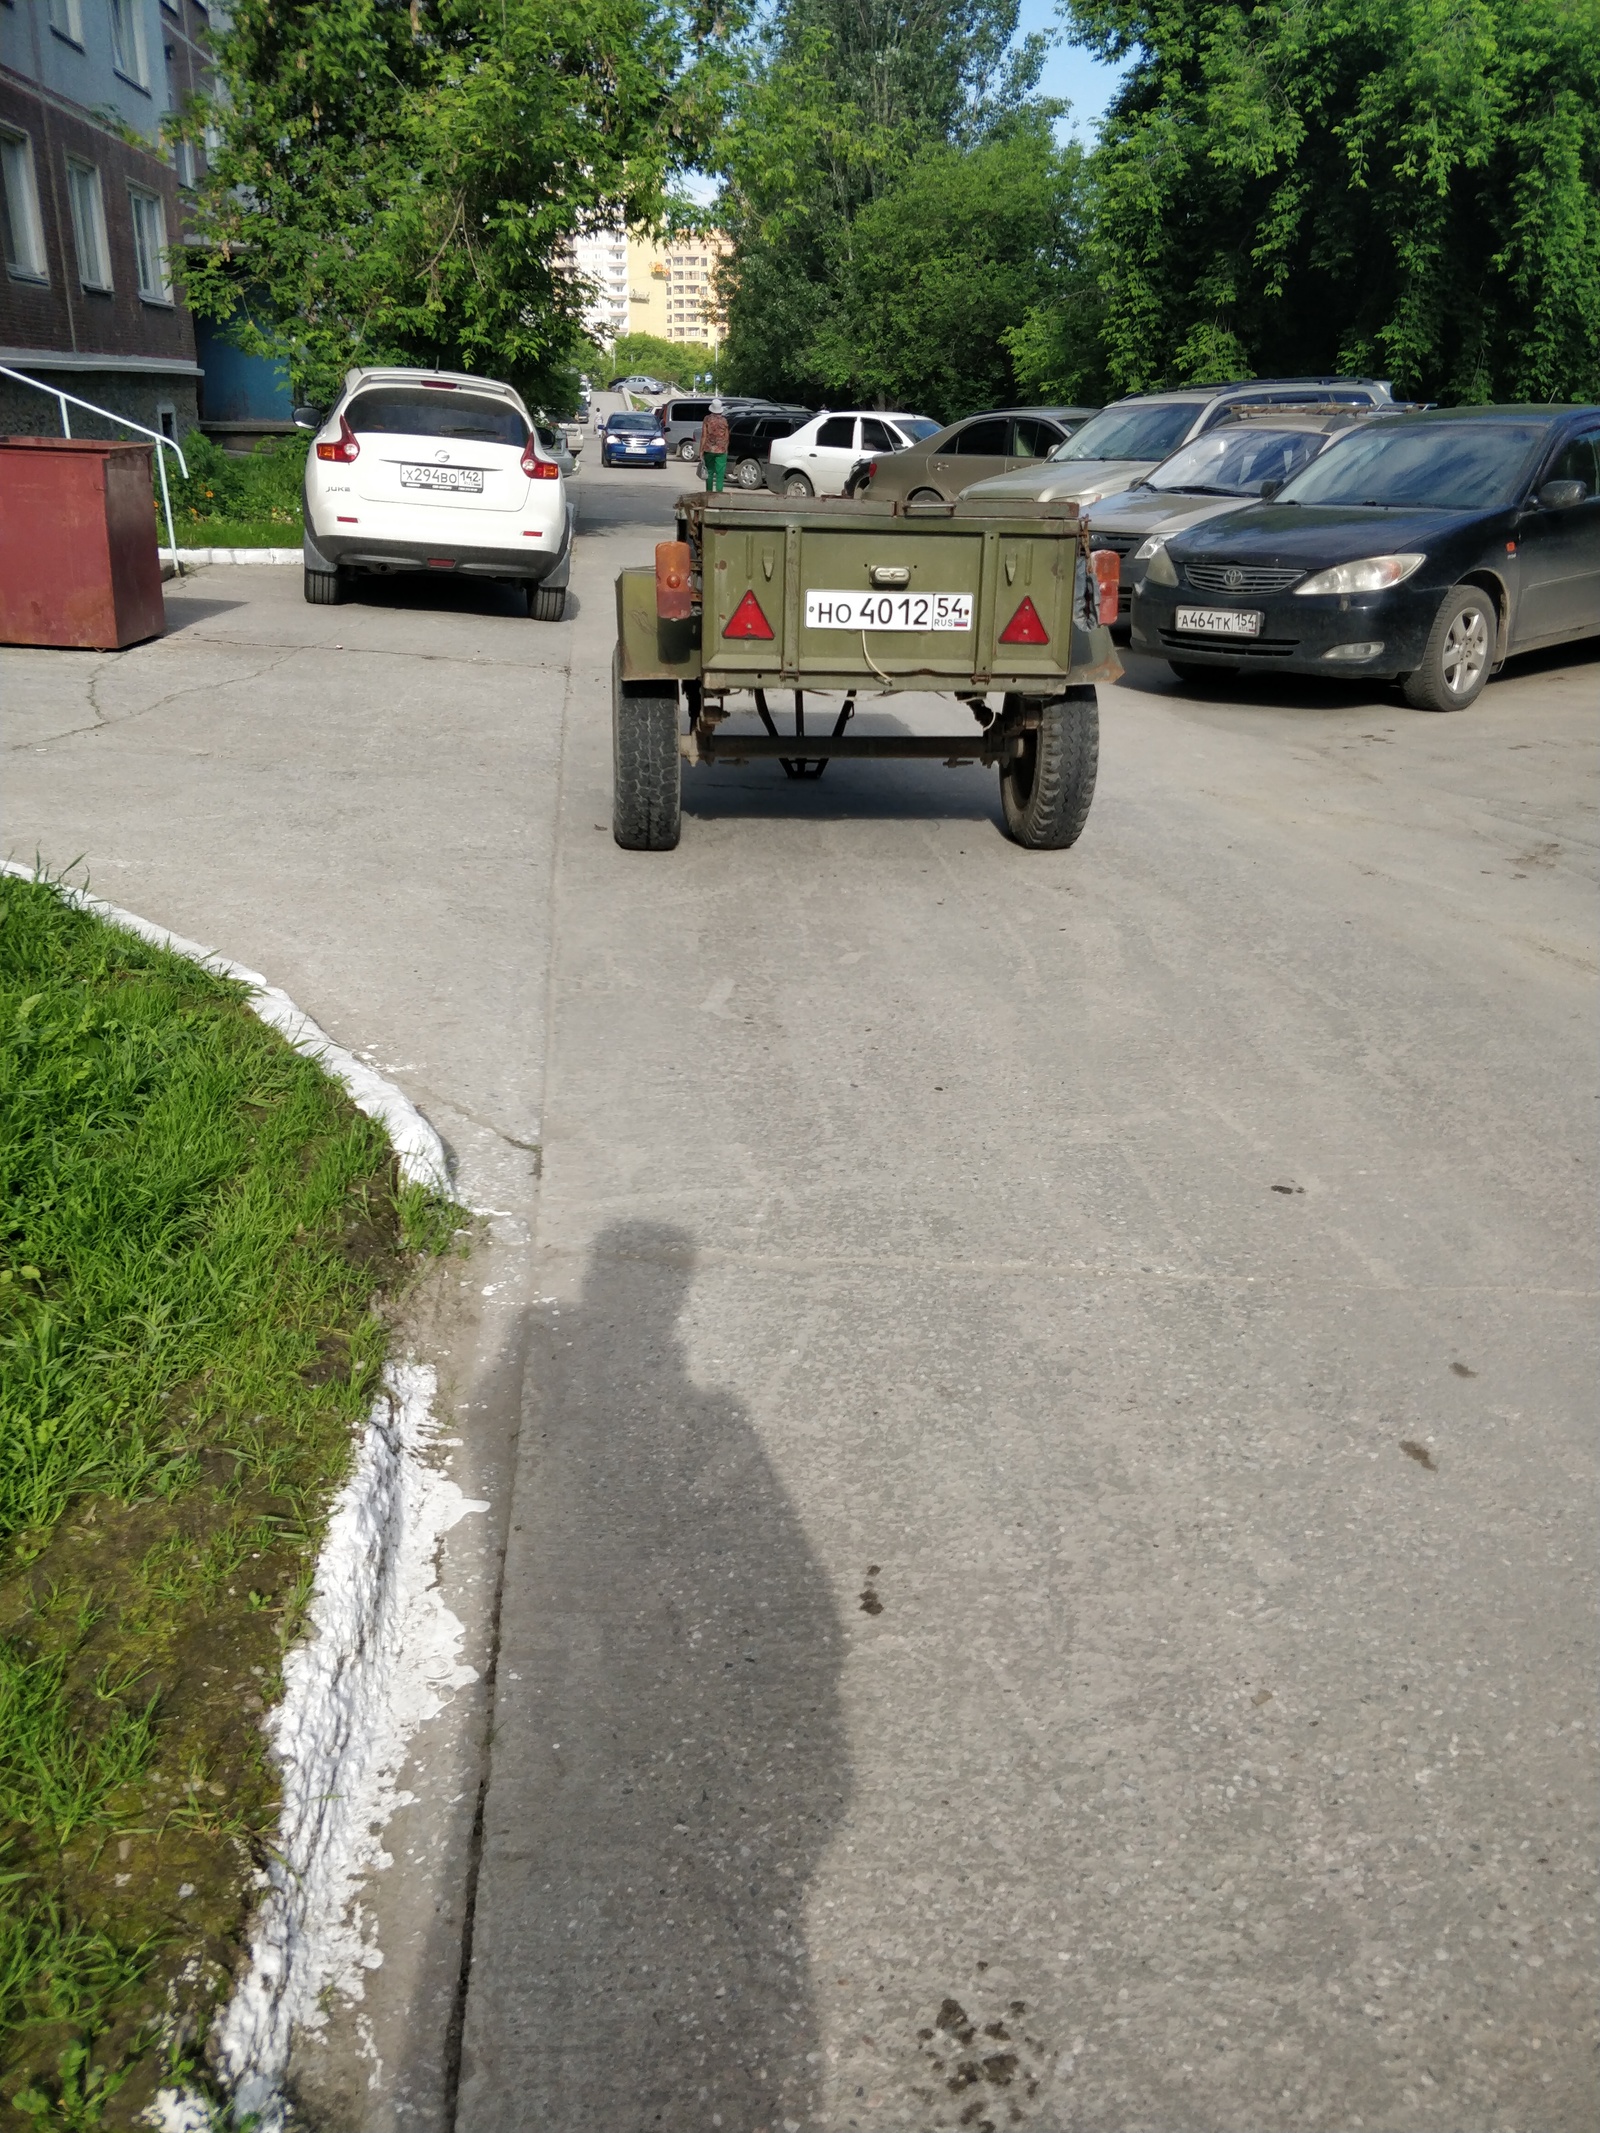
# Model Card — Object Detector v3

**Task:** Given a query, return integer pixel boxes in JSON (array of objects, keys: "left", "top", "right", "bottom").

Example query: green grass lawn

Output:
[
  {"left": 163, "top": 434, "right": 305, "bottom": 551},
  {"left": 0, "top": 876, "right": 450, "bottom": 2127}
]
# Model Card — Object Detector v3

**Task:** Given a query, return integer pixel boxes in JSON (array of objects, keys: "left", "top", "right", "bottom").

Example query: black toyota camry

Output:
[{"left": 1131, "top": 406, "right": 1600, "bottom": 708}]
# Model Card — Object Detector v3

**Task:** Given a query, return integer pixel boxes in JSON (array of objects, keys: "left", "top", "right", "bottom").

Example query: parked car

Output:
[
  {"left": 600, "top": 412, "right": 669, "bottom": 468},
  {"left": 608, "top": 373, "right": 667, "bottom": 395},
  {"left": 533, "top": 422, "right": 579, "bottom": 479},
  {"left": 961, "top": 378, "right": 1400, "bottom": 511},
  {"left": 859, "top": 405, "right": 1100, "bottom": 505},
  {"left": 768, "top": 411, "right": 940, "bottom": 496},
  {"left": 1131, "top": 405, "right": 1600, "bottom": 707},
  {"left": 727, "top": 408, "right": 815, "bottom": 488},
  {"left": 1087, "top": 409, "right": 1369, "bottom": 628},
  {"left": 297, "top": 365, "right": 573, "bottom": 619}
]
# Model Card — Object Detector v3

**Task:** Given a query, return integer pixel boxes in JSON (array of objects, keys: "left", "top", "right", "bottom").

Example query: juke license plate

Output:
[
  {"left": 401, "top": 465, "right": 484, "bottom": 493},
  {"left": 806, "top": 590, "right": 974, "bottom": 631},
  {"left": 1175, "top": 605, "right": 1262, "bottom": 636}
]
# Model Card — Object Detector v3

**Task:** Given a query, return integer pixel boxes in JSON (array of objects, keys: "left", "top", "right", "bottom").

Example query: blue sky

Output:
[{"left": 1018, "top": 1, "right": 1130, "bottom": 140}]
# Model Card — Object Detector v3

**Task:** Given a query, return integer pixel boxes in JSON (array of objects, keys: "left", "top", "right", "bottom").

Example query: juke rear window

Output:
[{"left": 345, "top": 388, "right": 527, "bottom": 446}]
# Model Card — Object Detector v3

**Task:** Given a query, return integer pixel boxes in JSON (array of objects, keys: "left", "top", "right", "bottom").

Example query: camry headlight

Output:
[
  {"left": 1133, "top": 533, "right": 1170, "bottom": 562},
  {"left": 1294, "top": 552, "right": 1425, "bottom": 596},
  {"left": 1145, "top": 542, "right": 1179, "bottom": 587}
]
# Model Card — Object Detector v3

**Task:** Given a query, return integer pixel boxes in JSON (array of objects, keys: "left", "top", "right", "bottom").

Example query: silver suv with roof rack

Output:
[{"left": 961, "top": 378, "right": 1397, "bottom": 511}]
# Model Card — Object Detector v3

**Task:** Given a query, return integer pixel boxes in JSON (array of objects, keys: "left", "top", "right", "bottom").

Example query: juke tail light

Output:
[
  {"left": 315, "top": 415, "right": 360, "bottom": 464},
  {"left": 521, "top": 438, "right": 561, "bottom": 479}
]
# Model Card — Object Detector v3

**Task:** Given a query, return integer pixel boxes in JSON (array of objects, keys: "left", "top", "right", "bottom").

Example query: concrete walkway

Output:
[{"left": 4, "top": 462, "right": 1595, "bottom": 2132}]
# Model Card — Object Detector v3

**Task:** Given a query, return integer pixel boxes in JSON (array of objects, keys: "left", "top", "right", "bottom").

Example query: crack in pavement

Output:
[{"left": 9, "top": 647, "right": 303, "bottom": 750}]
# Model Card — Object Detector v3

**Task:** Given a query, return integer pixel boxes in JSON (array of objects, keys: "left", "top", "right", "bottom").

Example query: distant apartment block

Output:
[{"left": 571, "top": 220, "right": 730, "bottom": 349}]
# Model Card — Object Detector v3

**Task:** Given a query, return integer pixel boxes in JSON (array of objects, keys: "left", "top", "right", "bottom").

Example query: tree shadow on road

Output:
[{"left": 457, "top": 1222, "right": 848, "bottom": 2133}]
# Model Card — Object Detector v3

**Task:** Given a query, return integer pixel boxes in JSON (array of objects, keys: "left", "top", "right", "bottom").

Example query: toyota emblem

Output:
[{"left": 1223, "top": 566, "right": 1243, "bottom": 590}]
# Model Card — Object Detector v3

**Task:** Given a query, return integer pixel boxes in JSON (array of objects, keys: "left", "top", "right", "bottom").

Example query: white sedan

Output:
[
  {"left": 767, "top": 410, "right": 939, "bottom": 497},
  {"left": 299, "top": 366, "right": 575, "bottom": 618}
]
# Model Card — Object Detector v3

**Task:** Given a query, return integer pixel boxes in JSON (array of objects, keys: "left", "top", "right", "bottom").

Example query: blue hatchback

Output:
[{"left": 601, "top": 413, "right": 668, "bottom": 468}]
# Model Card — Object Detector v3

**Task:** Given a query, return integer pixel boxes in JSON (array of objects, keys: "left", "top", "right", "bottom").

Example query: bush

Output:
[{"left": 161, "top": 431, "right": 306, "bottom": 540}]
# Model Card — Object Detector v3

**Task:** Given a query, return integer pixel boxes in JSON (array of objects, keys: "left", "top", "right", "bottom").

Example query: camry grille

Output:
[{"left": 1184, "top": 561, "right": 1305, "bottom": 595}]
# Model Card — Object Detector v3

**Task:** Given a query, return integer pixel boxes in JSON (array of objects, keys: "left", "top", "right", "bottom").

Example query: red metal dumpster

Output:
[{"left": 0, "top": 438, "right": 166, "bottom": 649}]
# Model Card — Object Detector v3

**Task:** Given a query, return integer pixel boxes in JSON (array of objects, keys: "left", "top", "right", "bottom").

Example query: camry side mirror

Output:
[
  {"left": 1259, "top": 478, "right": 1284, "bottom": 501},
  {"left": 1536, "top": 477, "right": 1588, "bottom": 509},
  {"left": 291, "top": 404, "right": 324, "bottom": 430}
]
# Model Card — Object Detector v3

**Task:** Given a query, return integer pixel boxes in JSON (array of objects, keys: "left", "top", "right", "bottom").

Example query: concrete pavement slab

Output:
[{"left": 6, "top": 464, "right": 1595, "bottom": 2132}]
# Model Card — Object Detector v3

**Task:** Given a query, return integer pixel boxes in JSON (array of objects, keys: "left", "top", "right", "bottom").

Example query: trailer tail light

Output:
[
  {"left": 521, "top": 439, "right": 561, "bottom": 478},
  {"left": 1091, "top": 548, "right": 1119, "bottom": 624},
  {"left": 723, "top": 590, "right": 774, "bottom": 640},
  {"left": 998, "top": 595, "right": 1049, "bottom": 645},
  {"left": 316, "top": 415, "right": 360, "bottom": 463},
  {"left": 656, "top": 541, "right": 695, "bottom": 621}
]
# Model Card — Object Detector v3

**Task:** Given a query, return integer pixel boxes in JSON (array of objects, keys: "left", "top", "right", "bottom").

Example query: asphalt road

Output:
[{"left": 4, "top": 447, "right": 1596, "bottom": 2133}]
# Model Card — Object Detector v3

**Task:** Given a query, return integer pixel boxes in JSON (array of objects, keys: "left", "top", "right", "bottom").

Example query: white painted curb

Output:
[
  {"left": 163, "top": 547, "right": 302, "bottom": 573},
  {"left": 1, "top": 866, "right": 478, "bottom": 2132},
  {"left": 0, "top": 862, "right": 451, "bottom": 1197}
]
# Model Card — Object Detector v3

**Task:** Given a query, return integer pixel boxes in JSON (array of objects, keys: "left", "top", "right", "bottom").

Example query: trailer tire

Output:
[
  {"left": 612, "top": 650, "right": 681, "bottom": 851},
  {"left": 998, "top": 686, "right": 1097, "bottom": 850}
]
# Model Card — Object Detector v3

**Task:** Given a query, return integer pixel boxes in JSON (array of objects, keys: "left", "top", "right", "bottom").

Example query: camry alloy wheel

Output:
[{"left": 1441, "top": 605, "right": 1490, "bottom": 696}]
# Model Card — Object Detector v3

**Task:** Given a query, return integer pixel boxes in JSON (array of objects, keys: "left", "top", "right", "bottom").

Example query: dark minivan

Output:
[{"left": 1132, "top": 406, "right": 1600, "bottom": 708}]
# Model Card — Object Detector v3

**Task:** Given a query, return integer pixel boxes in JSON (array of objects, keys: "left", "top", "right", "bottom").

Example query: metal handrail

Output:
[{"left": 0, "top": 362, "right": 188, "bottom": 571}]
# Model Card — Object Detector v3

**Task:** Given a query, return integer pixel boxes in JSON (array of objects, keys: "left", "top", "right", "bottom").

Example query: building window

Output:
[
  {"left": 109, "top": 0, "right": 150, "bottom": 85},
  {"left": 129, "top": 187, "right": 172, "bottom": 300},
  {"left": 48, "top": 0, "right": 84, "bottom": 42},
  {"left": 157, "top": 402, "right": 177, "bottom": 439},
  {"left": 66, "top": 160, "right": 112, "bottom": 289},
  {"left": 0, "top": 129, "right": 49, "bottom": 281}
]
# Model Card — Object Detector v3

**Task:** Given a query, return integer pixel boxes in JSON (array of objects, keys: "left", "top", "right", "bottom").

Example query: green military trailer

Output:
[{"left": 612, "top": 490, "right": 1122, "bottom": 851}]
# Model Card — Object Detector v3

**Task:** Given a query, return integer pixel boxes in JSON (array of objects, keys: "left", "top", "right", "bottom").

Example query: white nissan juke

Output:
[{"left": 299, "top": 367, "right": 576, "bottom": 617}]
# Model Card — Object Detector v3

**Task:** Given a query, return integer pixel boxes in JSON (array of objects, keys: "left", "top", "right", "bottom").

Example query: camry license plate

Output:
[
  {"left": 1175, "top": 605, "right": 1262, "bottom": 636},
  {"left": 806, "top": 589, "right": 973, "bottom": 631},
  {"left": 401, "top": 465, "right": 484, "bottom": 493}
]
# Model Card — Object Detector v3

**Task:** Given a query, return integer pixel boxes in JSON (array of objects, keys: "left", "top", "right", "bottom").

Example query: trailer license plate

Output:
[
  {"left": 806, "top": 590, "right": 973, "bottom": 630},
  {"left": 401, "top": 465, "right": 484, "bottom": 492},
  {"left": 1175, "top": 605, "right": 1262, "bottom": 636}
]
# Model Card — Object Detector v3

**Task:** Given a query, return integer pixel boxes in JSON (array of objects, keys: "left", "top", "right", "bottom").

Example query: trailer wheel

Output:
[
  {"left": 612, "top": 650, "right": 682, "bottom": 850},
  {"left": 998, "top": 686, "right": 1098, "bottom": 850}
]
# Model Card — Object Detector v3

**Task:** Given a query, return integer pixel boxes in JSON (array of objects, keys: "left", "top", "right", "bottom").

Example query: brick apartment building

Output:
[{"left": 0, "top": 0, "right": 287, "bottom": 445}]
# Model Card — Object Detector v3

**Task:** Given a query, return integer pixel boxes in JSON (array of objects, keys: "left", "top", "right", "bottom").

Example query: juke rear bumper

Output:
[{"left": 305, "top": 503, "right": 575, "bottom": 586}]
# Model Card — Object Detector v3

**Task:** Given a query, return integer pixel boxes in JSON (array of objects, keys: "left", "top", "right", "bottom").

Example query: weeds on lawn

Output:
[
  {"left": 163, "top": 433, "right": 305, "bottom": 547},
  {"left": 0, "top": 874, "right": 453, "bottom": 2125}
]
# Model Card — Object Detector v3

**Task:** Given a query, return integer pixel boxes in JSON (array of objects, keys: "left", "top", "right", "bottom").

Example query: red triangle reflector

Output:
[
  {"left": 723, "top": 589, "right": 775, "bottom": 640},
  {"left": 998, "top": 595, "right": 1049, "bottom": 645}
]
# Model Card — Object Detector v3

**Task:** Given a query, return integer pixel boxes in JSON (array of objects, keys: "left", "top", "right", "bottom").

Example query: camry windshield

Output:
[
  {"left": 346, "top": 389, "right": 525, "bottom": 444},
  {"left": 1050, "top": 402, "right": 1203, "bottom": 463},
  {"left": 896, "top": 418, "right": 941, "bottom": 441},
  {"left": 1279, "top": 423, "right": 1545, "bottom": 508},
  {"left": 1146, "top": 426, "right": 1328, "bottom": 495}
]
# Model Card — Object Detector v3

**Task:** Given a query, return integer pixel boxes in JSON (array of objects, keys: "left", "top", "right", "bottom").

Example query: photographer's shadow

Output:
[{"left": 458, "top": 1222, "right": 848, "bottom": 2133}]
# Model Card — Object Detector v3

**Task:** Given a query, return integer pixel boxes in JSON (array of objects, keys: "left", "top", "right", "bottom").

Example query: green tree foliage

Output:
[
  {"left": 1059, "top": 0, "right": 1600, "bottom": 401},
  {"left": 178, "top": 0, "right": 740, "bottom": 407},
  {"left": 715, "top": 0, "right": 1087, "bottom": 415},
  {"left": 808, "top": 120, "right": 1100, "bottom": 412},
  {"left": 607, "top": 333, "right": 722, "bottom": 387}
]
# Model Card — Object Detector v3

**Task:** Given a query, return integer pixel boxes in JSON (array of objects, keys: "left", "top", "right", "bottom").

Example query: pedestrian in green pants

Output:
[{"left": 698, "top": 397, "right": 730, "bottom": 493}]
